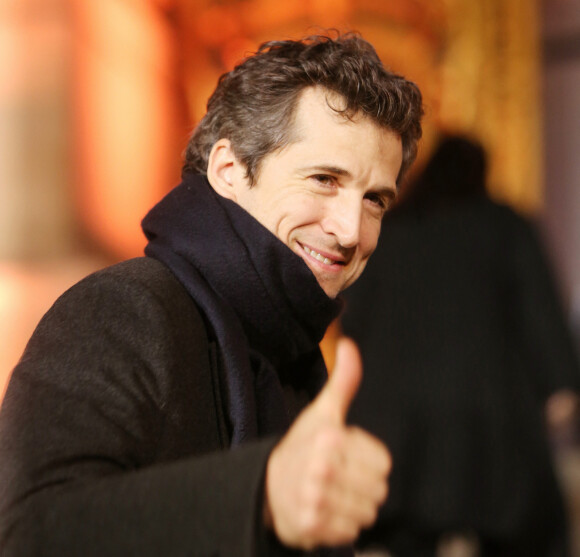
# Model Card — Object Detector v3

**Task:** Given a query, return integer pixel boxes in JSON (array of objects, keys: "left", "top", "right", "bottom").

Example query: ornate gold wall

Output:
[
  {"left": 70, "top": 0, "right": 543, "bottom": 261},
  {"left": 436, "top": 0, "right": 543, "bottom": 213},
  {"left": 174, "top": 0, "right": 543, "bottom": 212}
]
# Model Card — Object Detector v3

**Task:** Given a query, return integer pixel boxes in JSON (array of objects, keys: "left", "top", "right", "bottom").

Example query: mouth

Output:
[{"left": 300, "top": 244, "right": 345, "bottom": 268}]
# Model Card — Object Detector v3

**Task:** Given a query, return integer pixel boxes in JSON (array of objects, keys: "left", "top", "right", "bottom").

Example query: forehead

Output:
[
  {"left": 292, "top": 87, "right": 358, "bottom": 132},
  {"left": 281, "top": 87, "right": 401, "bottom": 176},
  {"left": 289, "top": 87, "right": 393, "bottom": 150}
]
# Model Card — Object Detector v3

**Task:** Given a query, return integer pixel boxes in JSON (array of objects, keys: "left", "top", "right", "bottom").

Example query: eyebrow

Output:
[
  {"left": 299, "top": 164, "right": 398, "bottom": 198},
  {"left": 299, "top": 164, "right": 352, "bottom": 177}
]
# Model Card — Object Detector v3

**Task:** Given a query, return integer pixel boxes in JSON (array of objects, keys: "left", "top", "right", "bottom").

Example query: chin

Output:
[{"left": 319, "top": 283, "right": 341, "bottom": 299}]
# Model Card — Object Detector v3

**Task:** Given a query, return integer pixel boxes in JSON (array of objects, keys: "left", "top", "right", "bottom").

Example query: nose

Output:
[{"left": 321, "top": 195, "right": 362, "bottom": 248}]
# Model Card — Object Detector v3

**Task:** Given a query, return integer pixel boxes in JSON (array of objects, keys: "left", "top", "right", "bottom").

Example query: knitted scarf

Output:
[{"left": 142, "top": 173, "right": 342, "bottom": 446}]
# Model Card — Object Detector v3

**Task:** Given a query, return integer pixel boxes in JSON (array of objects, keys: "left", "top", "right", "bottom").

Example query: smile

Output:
[{"left": 302, "top": 245, "right": 338, "bottom": 266}]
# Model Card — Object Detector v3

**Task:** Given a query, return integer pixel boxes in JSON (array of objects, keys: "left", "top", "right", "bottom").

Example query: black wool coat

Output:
[{"left": 0, "top": 257, "right": 281, "bottom": 556}]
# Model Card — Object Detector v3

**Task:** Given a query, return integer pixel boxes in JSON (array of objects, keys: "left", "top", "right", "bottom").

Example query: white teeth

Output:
[{"left": 302, "top": 245, "right": 335, "bottom": 265}]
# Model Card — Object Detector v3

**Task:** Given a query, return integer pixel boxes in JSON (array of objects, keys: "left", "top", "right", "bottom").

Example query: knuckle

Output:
[
  {"left": 366, "top": 498, "right": 381, "bottom": 523},
  {"left": 305, "top": 483, "right": 329, "bottom": 513},
  {"left": 314, "top": 427, "right": 344, "bottom": 451},
  {"left": 376, "top": 479, "right": 389, "bottom": 504},
  {"left": 383, "top": 448, "right": 393, "bottom": 474},
  {"left": 312, "top": 458, "right": 337, "bottom": 483},
  {"left": 298, "top": 507, "right": 324, "bottom": 541},
  {"left": 361, "top": 507, "right": 378, "bottom": 528},
  {"left": 336, "top": 521, "right": 360, "bottom": 544}
]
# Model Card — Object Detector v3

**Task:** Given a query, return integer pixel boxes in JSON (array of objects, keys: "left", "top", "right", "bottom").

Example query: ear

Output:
[{"left": 206, "top": 138, "right": 247, "bottom": 201}]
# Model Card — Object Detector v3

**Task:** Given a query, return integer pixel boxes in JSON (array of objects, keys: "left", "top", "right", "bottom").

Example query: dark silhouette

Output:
[{"left": 344, "top": 135, "right": 580, "bottom": 557}]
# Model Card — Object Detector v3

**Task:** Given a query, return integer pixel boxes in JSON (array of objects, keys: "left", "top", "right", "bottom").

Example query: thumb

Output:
[{"left": 316, "top": 336, "right": 363, "bottom": 423}]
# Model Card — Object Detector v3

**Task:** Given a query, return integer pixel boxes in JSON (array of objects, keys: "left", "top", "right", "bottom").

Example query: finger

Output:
[
  {"left": 313, "top": 481, "right": 384, "bottom": 540},
  {"left": 328, "top": 431, "right": 390, "bottom": 509},
  {"left": 336, "top": 485, "right": 385, "bottom": 529},
  {"left": 346, "top": 426, "right": 392, "bottom": 477},
  {"left": 341, "top": 456, "right": 390, "bottom": 507},
  {"left": 305, "top": 512, "right": 360, "bottom": 548},
  {"left": 319, "top": 512, "right": 362, "bottom": 547},
  {"left": 310, "top": 439, "right": 389, "bottom": 511},
  {"left": 316, "top": 336, "right": 363, "bottom": 422}
]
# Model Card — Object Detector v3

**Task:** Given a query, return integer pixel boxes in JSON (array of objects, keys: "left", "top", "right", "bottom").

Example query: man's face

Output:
[{"left": 216, "top": 87, "right": 402, "bottom": 298}]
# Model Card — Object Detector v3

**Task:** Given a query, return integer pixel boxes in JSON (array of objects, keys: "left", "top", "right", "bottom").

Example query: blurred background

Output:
[{"left": 0, "top": 0, "right": 579, "bottom": 549}]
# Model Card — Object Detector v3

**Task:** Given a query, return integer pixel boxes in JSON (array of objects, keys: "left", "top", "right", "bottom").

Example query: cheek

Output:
[
  {"left": 271, "top": 212, "right": 302, "bottom": 245},
  {"left": 281, "top": 200, "right": 324, "bottom": 233},
  {"left": 359, "top": 219, "right": 381, "bottom": 257}
]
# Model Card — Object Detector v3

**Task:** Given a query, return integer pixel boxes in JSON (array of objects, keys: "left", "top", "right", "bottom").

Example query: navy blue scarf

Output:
[{"left": 142, "top": 173, "right": 342, "bottom": 446}]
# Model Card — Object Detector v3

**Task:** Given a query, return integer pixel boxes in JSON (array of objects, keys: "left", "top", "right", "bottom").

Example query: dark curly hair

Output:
[{"left": 183, "top": 32, "right": 424, "bottom": 185}]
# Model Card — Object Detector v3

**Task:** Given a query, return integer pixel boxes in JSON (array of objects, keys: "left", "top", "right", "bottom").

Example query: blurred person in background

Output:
[
  {"left": 342, "top": 135, "right": 580, "bottom": 557},
  {"left": 0, "top": 33, "right": 424, "bottom": 556}
]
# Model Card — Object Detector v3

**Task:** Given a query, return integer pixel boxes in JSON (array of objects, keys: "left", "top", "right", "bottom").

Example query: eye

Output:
[
  {"left": 311, "top": 174, "right": 337, "bottom": 187},
  {"left": 364, "top": 192, "right": 389, "bottom": 210}
]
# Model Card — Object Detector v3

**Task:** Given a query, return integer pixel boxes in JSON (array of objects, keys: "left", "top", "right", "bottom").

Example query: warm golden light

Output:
[
  {"left": 0, "top": 0, "right": 546, "bottom": 398},
  {"left": 73, "top": 0, "right": 184, "bottom": 260}
]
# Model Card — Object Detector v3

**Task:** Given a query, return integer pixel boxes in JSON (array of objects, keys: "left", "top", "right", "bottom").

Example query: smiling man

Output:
[
  {"left": 207, "top": 87, "right": 403, "bottom": 299},
  {"left": 0, "top": 33, "right": 422, "bottom": 556}
]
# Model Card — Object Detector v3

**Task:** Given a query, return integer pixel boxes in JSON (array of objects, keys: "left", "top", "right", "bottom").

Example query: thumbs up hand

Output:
[{"left": 263, "top": 337, "right": 391, "bottom": 550}]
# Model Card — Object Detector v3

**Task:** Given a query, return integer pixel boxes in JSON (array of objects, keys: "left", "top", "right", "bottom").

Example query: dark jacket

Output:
[
  {"left": 343, "top": 197, "right": 580, "bottom": 555},
  {"left": 0, "top": 257, "right": 277, "bottom": 556}
]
